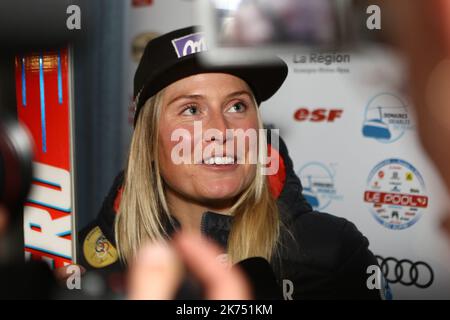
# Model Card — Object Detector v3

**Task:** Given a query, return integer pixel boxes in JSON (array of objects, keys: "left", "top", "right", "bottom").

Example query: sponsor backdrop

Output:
[{"left": 122, "top": 0, "right": 450, "bottom": 299}]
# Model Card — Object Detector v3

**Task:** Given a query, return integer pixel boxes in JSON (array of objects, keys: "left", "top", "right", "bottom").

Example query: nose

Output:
[{"left": 203, "top": 109, "right": 231, "bottom": 144}]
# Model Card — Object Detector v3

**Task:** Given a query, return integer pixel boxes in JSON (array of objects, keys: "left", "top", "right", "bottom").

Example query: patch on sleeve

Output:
[{"left": 83, "top": 226, "right": 118, "bottom": 268}]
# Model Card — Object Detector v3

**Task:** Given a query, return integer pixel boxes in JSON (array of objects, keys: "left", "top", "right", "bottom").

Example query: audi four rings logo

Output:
[{"left": 376, "top": 256, "right": 434, "bottom": 289}]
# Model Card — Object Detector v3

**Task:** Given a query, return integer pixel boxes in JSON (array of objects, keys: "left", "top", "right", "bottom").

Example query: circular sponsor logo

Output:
[
  {"left": 362, "top": 93, "right": 414, "bottom": 143},
  {"left": 364, "top": 159, "right": 429, "bottom": 230},
  {"left": 298, "top": 162, "right": 342, "bottom": 211}
]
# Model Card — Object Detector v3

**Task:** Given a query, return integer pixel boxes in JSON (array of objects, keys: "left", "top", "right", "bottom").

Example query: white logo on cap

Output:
[{"left": 171, "top": 32, "right": 207, "bottom": 58}]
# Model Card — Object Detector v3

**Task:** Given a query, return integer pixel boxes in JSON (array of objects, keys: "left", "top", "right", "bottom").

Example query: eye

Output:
[
  {"left": 181, "top": 105, "right": 200, "bottom": 116},
  {"left": 228, "top": 102, "right": 247, "bottom": 113}
]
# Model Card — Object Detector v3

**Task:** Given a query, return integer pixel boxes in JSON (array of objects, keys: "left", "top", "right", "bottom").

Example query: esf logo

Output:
[
  {"left": 364, "top": 159, "right": 429, "bottom": 230},
  {"left": 294, "top": 108, "right": 343, "bottom": 123},
  {"left": 362, "top": 93, "right": 414, "bottom": 143},
  {"left": 297, "top": 162, "right": 343, "bottom": 211},
  {"left": 376, "top": 255, "right": 434, "bottom": 289}
]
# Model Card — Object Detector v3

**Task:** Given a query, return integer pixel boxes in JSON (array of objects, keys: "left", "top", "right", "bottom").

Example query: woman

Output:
[{"left": 78, "top": 26, "right": 384, "bottom": 300}]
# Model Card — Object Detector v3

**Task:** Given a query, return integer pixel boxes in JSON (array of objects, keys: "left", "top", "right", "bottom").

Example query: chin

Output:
[{"left": 199, "top": 181, "right": 243, "bottom": 200}]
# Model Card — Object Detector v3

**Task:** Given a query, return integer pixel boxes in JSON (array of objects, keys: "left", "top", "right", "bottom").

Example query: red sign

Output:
[
  {"left": 364, "top": 191, "right": 428, "bottom": 209},
  {"left": 15, "top": 48, "right": 76, "bottom": 268},
  {"left": 294, "top": 108, "right": 343, "bottom": 122},
  {"left": 132, "top": 0, "right": 153, "bottom": 7}
]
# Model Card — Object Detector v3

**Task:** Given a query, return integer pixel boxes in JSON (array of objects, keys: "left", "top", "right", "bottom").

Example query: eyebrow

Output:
[{"left": 167, "top": 90, "right": 253, "bottom": 106}]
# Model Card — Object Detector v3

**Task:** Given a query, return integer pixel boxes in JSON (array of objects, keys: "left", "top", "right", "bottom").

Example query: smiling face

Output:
[{"left": 158, "top": 73, "right": 259, "bottom": 210}]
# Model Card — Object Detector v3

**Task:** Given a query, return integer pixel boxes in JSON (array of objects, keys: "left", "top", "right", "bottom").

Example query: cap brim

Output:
[{"left": 135, "top": 53, "right": 288, "bottom": 124}]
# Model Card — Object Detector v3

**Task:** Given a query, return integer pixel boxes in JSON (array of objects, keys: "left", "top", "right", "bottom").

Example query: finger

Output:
[
  {"left": 173, "top": 232, "right": 251, "bottom": 300},
  {"left": 127, "top": 242, "right": 184, "bottom": 300}
]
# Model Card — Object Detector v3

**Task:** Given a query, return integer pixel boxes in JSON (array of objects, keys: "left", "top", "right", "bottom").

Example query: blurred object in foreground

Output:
[
  {"left": 197, "top": 0, "right": 385, "bottom": 65},
  {"left": 0, "top": 114, "right": 33, "bottom": 217}
]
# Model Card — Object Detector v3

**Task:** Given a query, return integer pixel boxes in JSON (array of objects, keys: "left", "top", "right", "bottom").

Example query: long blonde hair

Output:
[{"left": 115, "top": 89, "right": 280, "bottom": 264}]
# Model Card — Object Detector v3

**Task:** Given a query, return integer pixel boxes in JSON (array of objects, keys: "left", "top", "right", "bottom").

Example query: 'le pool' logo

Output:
[
  {"left": 364, "top": 159, "right": 429, "bottom": 230},
  {"left": 362, "top": 93, "right": 414, "bottom": 143},
  {"left": 298, "top": 162, "right": 343, "bottom": 211}
]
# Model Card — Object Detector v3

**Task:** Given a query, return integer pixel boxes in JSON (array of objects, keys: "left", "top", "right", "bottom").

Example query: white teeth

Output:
[
  {"left": 226, "top": 157, "right": 235, "bottom": 164},
  {"left": 203, "top": 156, "right": 235, "bottom": 165}
]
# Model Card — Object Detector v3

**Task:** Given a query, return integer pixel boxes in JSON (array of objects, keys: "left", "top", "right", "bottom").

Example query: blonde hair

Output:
[{"left": 115, "top": 90, "right": 280, "bottom": 264}]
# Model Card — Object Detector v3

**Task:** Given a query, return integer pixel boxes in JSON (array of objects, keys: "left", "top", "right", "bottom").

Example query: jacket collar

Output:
[{"left": 165, "top": 211, "right": 233, "bottom": 249}]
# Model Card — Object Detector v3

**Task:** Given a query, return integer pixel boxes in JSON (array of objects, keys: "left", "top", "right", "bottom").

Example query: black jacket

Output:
[{"left": 78, "top": 136, "right": 383, "bottom": 300}]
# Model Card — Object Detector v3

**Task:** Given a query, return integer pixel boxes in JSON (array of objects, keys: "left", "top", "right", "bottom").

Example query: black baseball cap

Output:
[{"left": 133, "top": 26, "right": 288, "bottom": 126}]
